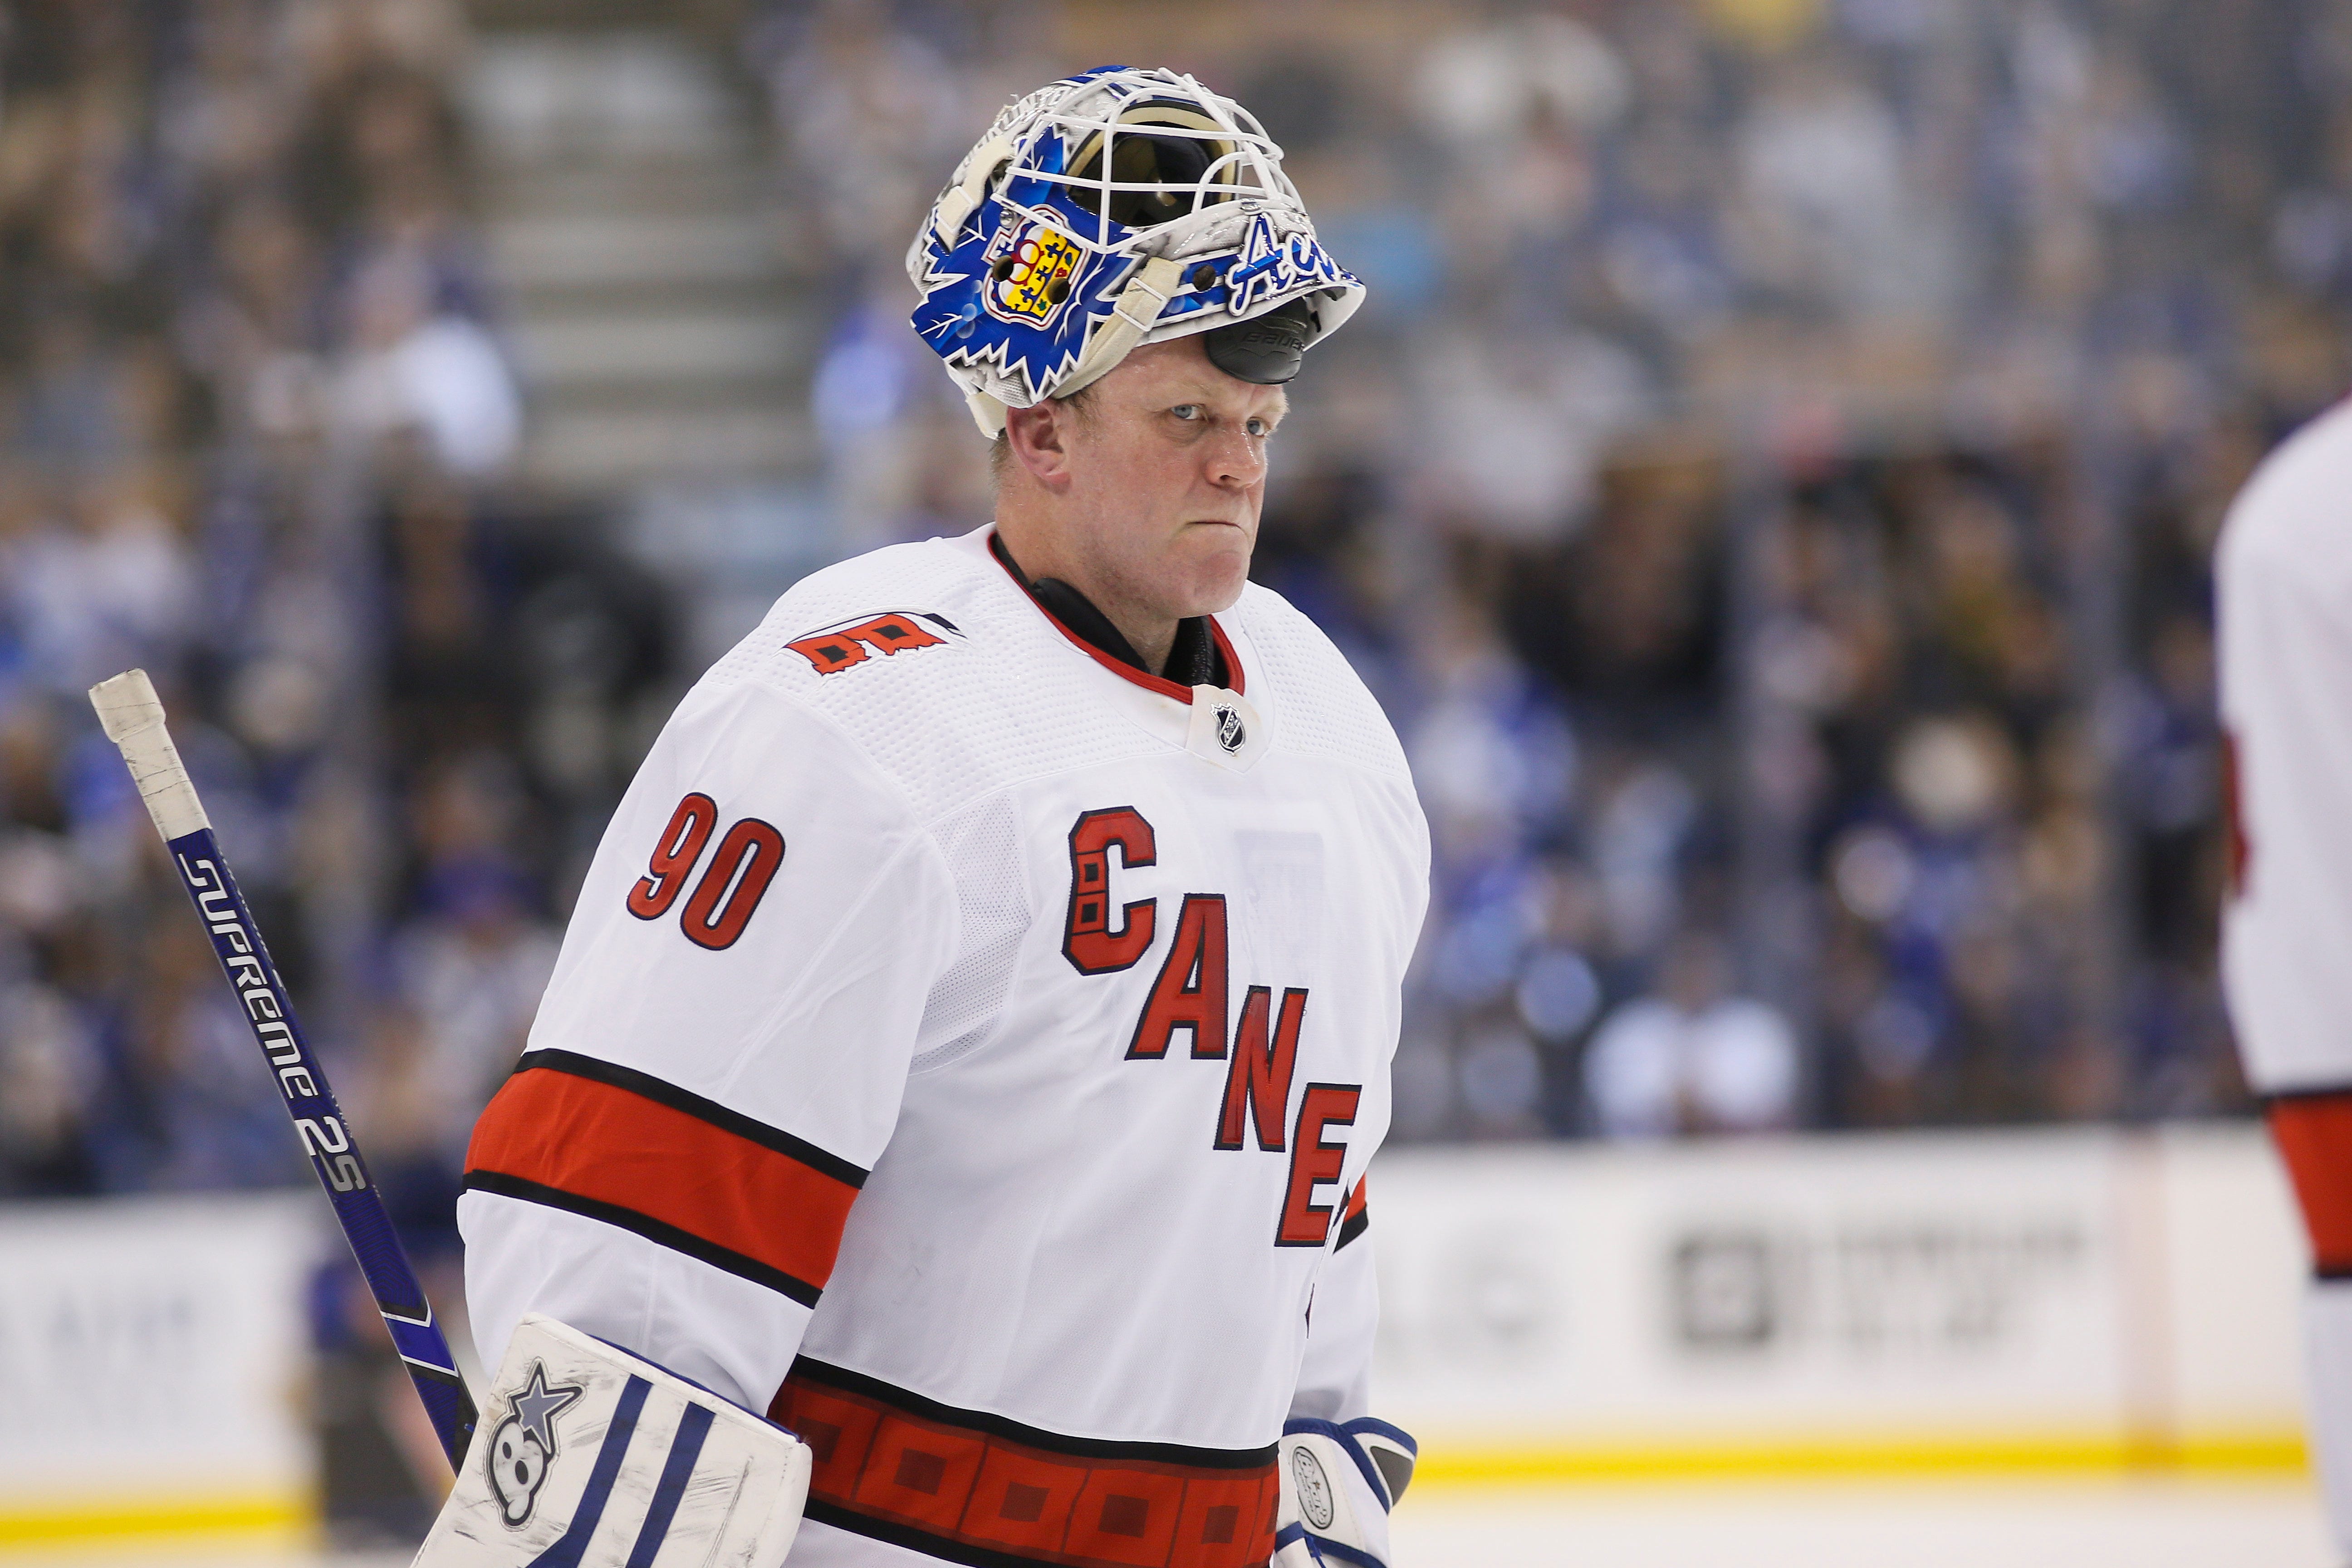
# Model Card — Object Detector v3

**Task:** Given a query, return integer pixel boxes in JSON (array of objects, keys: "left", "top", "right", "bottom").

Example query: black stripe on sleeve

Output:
[
  {"left": 514, "top": 1048, "right": 868, "bottom": 1188},
  {"left": 2260, "top": 1083, "right": 2352, "bottom": 1106},
  {"left": 463, "top": 1169, "right": 823, "bottom": 1309},
  {"left": 1335, "top": 1204, "right": 1370, "bottom": 1252}
]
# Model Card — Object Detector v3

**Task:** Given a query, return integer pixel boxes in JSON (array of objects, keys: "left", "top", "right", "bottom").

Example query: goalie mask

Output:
[{"left": 907, "top": 65, "right": 1365, "bottom": 436}]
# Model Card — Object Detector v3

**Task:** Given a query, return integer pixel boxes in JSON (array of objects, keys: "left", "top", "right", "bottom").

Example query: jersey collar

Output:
[{"left": 986, "top": 529, "right": 1246, "bottom": 703}]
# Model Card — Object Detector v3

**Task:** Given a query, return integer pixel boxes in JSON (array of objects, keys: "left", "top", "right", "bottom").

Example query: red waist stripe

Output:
[{"left": 772, "top": 1368, "right": 1277, "bottom": 1568}]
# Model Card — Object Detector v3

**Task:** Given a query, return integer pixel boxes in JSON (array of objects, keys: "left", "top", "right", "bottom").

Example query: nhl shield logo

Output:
[
  {"left": 984, "top": 218, "right": 1085, "bottom": 326},
  {"left": 1212, "top": 703, "right": 1247, "bottom": 754}
]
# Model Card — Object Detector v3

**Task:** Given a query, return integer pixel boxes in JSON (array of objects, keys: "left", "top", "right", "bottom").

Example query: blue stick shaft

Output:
[{"left": 164, "top": 826, "right": 478, "bottom": 1472}]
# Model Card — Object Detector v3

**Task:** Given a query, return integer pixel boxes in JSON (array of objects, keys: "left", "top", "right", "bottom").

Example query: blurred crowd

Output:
[
  {"left": 0, "top": 0, "right": 679, "bottom": 1251},
  {"left": 765, "top": 0, "right": 2342, "bottom": 1139},
  {"left": 2, "top": 0, "right": 2342, "bottom": 1232}
]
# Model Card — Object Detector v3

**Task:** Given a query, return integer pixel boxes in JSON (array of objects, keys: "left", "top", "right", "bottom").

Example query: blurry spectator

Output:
[
  {"left": 331, "top": 252, "right": 519, "bottom": 477},
  {"left": 1731, "top": 43, "right": 1945, "bottom": 318},
  {"left": 751, "top": 0, "right": 967, "bottom": 283},
  {"left": 5, "top": 471, "right": 196, "bottom": 699},
  {"left": 1584, "top": 932, "right": 1799, "bottom": 1137},
  {"left": 0, "top": 978, "right": 99, "bottom": 1196},
  {"left": 89, "top": 914, "right": 309, "bottom": 1192},
  {"left": 390, "top": 852, "right": 559, "bottom": 1169}
]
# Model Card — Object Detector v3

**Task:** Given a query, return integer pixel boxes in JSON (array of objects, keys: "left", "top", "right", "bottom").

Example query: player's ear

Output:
[{"left": 1003, "top": 399, "right": 1077, "bottom": 493}]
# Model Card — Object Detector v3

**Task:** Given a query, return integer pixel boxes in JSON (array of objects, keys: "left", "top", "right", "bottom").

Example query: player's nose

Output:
[{"left": 1202, "top": 421, "right": 1268, "bottom": 491}]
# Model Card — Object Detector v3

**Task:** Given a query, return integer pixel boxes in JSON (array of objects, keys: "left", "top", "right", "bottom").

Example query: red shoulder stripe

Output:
[{"left": 464, "top": 1055, "right": 862, "bottom": 1303}]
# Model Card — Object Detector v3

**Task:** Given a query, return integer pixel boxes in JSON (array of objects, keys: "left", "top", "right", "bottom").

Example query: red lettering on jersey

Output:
[
  {"left": 680, "top": 817, "right": 786, "bottom": 951},
  {"left": 1127, "top": 895, "right": 1230, "bottom": 1059},
  {"left": 1214, "top": 985, "right": 1306, "bottom": 1148},
  {"left": 628, "top": 792, "right": 717, "bottom": 920},
  {"left": 788, "top": 612, "right": 947, "bottom": 675},
  {"left": 1277, "top": 1083, "right": 1360, "bottom": 1247},
  {"left": 1063, "top": 807, "right": 1157, "bottom": 974},
  {"left": 1334, "top": 1175, "right": 1370, "bottom": 1251}
]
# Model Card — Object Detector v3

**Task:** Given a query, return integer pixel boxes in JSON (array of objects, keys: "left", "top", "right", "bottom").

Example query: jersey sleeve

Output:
[
  {"left": 2219, "top": 495, "right": 2352, "bottom": 1093},
  {"left": 1290, "top": 1177, "right": 1377, "bottom": 1422},
  {"left": 459, "top": 676, "right": 958, "bottom": 1411}
]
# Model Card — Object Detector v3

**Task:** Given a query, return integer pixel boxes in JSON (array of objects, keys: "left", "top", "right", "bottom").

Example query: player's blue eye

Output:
[
  {"left": 1246, "top": 417, "right": 1271, "bottom": 437},
  {"left": 1171, "top": 404, "right": 1203, "bottom": 421}
]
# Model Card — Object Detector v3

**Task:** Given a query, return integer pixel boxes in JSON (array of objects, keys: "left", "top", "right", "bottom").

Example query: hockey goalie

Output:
[{"left": 415, "top": 66, "right": 1426, "bottom": 1568}]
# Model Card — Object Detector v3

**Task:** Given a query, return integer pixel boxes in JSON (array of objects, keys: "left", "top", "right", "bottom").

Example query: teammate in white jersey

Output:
[
  {"left": 2218, "top": 395, "right": 2352, "bottom": 1559},
  {"left": 448, "top": 67, "right": 1428, "bottom": 1568}
]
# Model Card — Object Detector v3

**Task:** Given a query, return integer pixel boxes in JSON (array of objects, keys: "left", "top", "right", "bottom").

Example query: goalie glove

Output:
[
  {"left": 411, "top": 1314, "right": 810, "bottom": 1568},
  {"left": 1273, "top": 1416, "right": 1417, "bottom": 1568}
]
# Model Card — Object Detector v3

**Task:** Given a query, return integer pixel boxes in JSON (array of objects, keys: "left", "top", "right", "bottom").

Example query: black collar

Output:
[{"left": 989, "top": 533, "right": 1226, "bottom": 689}]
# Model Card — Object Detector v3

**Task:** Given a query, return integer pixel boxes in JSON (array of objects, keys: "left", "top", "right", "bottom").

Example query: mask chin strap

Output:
[{"left": 967, "top": 254, "right": 1186, "bottom": 437}]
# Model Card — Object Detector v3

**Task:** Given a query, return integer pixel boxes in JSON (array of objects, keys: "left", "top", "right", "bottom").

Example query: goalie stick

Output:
[{"left": 90, "top": 668, "right": 479, "bottom": 1472}]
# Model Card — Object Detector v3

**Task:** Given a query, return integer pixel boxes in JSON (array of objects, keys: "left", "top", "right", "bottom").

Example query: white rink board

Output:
[
  {"left": 1369, "top": 1124, "right": 2308, "bottom": 1469},
  {"left": 0, "top": 1193, "right": 318, "bottom": 1534},
  {"left": 2154, "top": 1124, "right": 2310, "bottom": 1433}
]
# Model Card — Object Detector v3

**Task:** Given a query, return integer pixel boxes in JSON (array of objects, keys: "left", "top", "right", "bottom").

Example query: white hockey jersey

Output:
[
  {"left": 2218, "top": 398, "right": 2352, "bottom": 1095},
  {"left": 459, "top": 526, "right": 1430, "bottom": 1568}
]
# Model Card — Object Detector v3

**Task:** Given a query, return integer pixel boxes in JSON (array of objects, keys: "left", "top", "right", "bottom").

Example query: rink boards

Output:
[
  {"left": 0, "top": 1193, "right": 317, "bottom": 1550},
  {"left": 0, "top": 1122, "right": 2311, "bottom": 1551},
  {"left": 1372, "top": 1123, "right": 2308, "bottom": 1484}
]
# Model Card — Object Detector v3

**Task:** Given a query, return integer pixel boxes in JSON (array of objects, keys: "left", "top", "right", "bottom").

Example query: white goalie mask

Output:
[{"left": 906, "top": 65, "right": 1366, "bottom": 436}]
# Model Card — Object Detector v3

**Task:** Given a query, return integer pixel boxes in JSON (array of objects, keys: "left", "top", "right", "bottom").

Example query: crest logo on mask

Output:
[{"left": 984, "top": 218, "right": 1085, "bottom": 327}]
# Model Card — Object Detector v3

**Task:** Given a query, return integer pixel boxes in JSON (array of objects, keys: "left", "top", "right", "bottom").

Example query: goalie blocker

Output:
[
  {"left": 1273, "top": 1418, "right": 1415, "bottom": 1568},
  {"left": 414, "top": 1315, "right": 810, "bottom": 1568}
]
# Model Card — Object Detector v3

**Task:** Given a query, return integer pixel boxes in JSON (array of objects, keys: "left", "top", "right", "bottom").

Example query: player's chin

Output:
[{"left": 1170, "top": 528, "right": 1252, "bottom": 611}]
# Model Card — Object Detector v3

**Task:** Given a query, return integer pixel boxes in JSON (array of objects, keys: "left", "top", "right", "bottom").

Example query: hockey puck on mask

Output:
[{"left": 1204, "top": 299, "right": 1315, "bottom": 384}]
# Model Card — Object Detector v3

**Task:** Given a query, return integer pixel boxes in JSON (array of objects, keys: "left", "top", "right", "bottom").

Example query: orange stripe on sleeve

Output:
[{"left": 464, "top": 1052, "right": 863, "bottom": 1304}]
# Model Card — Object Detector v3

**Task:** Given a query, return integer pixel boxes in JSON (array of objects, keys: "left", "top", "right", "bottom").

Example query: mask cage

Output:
[{"left": 991, "top": 73, "right": 1300, "bottom": 256}]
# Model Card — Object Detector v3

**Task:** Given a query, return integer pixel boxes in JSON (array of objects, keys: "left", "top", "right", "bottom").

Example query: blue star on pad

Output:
[{"left": 511, "top": 1361, "right": 584, "bottom": 1453}]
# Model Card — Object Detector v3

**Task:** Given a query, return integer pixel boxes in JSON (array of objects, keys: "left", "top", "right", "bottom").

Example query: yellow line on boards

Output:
[
  {"left": 2170, "top": 1430, "right": 2310, "bottom": 1471},
  {"left": 1413, "top": 1428, "right": 2311, "bottom": 1486},
  {"left": 0, "top": 1494, "right": 314, "bottom": 1547}
]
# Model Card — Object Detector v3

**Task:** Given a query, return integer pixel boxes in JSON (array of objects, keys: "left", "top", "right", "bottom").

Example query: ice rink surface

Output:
[
  {"left": 1, "top": 1479, "right": 2332, "bottom": 1568},
  {"left": 1395, "top": 1478, "right": 2336, "bottom": 1566}
]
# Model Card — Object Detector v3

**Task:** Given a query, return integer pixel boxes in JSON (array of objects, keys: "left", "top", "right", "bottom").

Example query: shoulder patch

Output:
[{"left": 786, "top": 610, "right": 962, "bottom": 676}]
